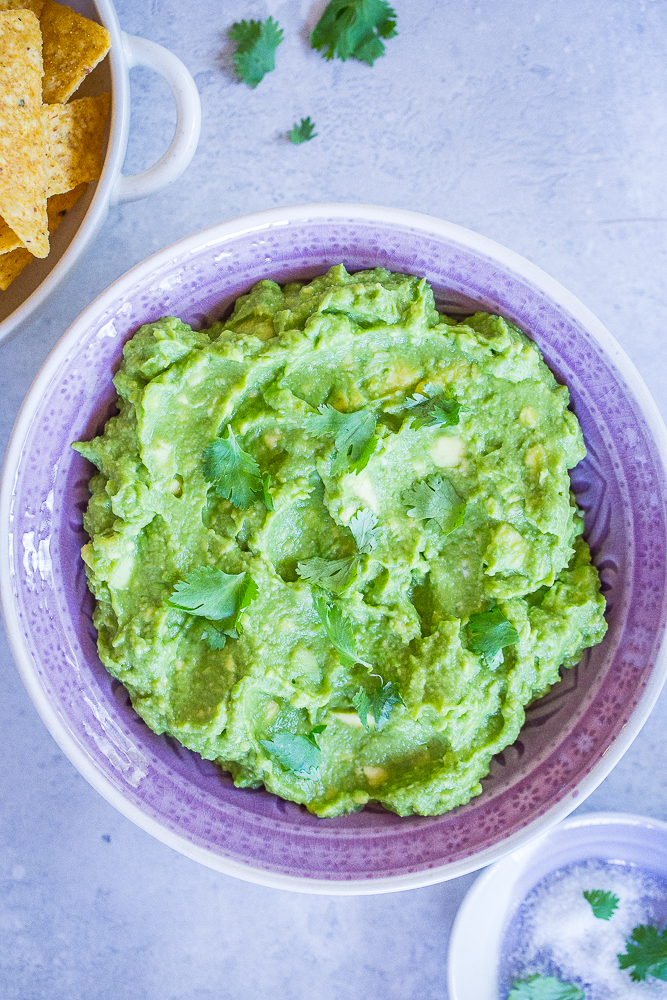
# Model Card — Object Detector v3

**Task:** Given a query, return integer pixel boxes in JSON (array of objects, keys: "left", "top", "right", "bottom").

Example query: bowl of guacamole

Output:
[{"left": 3, "top": 204, "right": 667, "bottom": 892}]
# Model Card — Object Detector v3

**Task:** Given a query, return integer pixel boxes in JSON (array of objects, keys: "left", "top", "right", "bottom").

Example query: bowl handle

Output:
[{"left": 110, "top": 32, "right": 201, "bottom": 206}]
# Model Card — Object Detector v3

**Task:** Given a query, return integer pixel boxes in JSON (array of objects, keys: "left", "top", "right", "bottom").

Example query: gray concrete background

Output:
[{"left": 1, "top": 1, "right": 666, "bottom": 997}]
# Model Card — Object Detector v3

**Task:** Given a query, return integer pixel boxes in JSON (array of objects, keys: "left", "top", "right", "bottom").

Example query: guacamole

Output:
[{"left": 74, "top": 265, "right": 607, "bottom": 818}]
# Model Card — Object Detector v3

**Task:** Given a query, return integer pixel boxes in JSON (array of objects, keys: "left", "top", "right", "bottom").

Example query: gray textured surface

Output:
[{"left": 1, "top": 1, "right": 667, "bottom": 997}]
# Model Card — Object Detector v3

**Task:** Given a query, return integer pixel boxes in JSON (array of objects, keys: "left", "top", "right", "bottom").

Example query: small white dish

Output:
[
  {"left": 0, "top": 0, "right": 201, "bottom": 345},
  {"left": 448, "top": 811, "right": 667, "bottom": 999}
]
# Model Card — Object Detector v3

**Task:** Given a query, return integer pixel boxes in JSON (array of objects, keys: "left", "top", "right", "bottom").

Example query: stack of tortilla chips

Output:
[{"left": 0, "top": 0, "right": 110, "bottom": 289}]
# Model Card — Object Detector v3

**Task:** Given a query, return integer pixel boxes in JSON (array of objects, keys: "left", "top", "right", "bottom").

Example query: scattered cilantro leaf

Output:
[
  {"left": 402, "top": 474, "right": 466, "bottom": 534},
  {"left": 349, "top": 509, "right": 379, "bottom": 554},
  {"left": 353, "top": 681, "right": 402, "bottom": 731},
  {"left": 260, "top": 725, "right": 325, "bottom": 779},
  {"left": 297, "top": 556, "right": 358, "bottom": 594},
  {"left": 203, "top": 428, "right": 262, "bottom": 509},
  {"left": 508, "top": 976, "right": 584, "bottom": 1000},
  {"left": 310, "top": 0, "right": 397, "bottom": 66},
  {"left": 312, "top": 588, "right": 372, "bottom": 668},
  {"left": 405, "top": 383, "right": 460, "bottom": 428},
  {"left": 169, "top": 567, "right": 256, "bottom": 622},
  {"left": 584, "top": 889, "right": 619, "bottom": 920},
  {"left": 619, "top": 924, "right": 667, "bottom": 982},
  {"left": 229, "top": 17, "right": 283, "bottom": 88},
  {"left": 203, "top": 629, "right": 228, "bottom": 650},
  {"left": 308, "top": 403, "right": 377, "bottom": 475},
  {"left": 352, "top": 687, "right": 371, "bottom": 730},
  {"left": 289, "top": 116, "right": 317, "bottom": 144},
  {"left": 297, "top": 509, "right": 378, "bottom": 593},
  {"left": 467, "top": 605, "right": 519, "bottom": 669}
]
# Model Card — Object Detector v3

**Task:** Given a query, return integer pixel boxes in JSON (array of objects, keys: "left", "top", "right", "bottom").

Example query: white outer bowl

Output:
[
  {"left": 0, "top": 0, "right": 200, "bottom": 345},
  {"left": 447, "top": 811, "right": 667, "bottom": 999}
]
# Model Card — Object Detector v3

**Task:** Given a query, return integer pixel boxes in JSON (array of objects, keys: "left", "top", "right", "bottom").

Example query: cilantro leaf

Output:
[
  {"left": 308, "top": 403, "right": 377, "bottom": 475},
  {"left": 619, "top": 924, "right": 667, "bottom": 982},
  {"left": 297, "top": 509, "right": 378, "bottom": 593},
  {"left": 312, "top": 588, "right": 372, "bottom": 668},
  {"left": 169, "top": 567, "right": 257, "bottom": 622},
  {"left": 467, "top": 605, "right": 519, "bottom": 669},
  {"left": 229, "top": 17, "right": 283, "bottom": 88},
  {"left": 584, "top": 888, "right": 619, "bottom": 920},
  {"left": 260, "top": 726, "right": 325, "bottom": 779},
  {"left": 310, "top": 0, "right": 397, "bottom": 66},
  {"left": 289, "top": 117, "right": 317, "bottom": 144},
  {"left": 402, "top": 474, "right": 466, "bottom": 534},
  {"left": 297, "top": 556, "right": 358, "bottom": 594},
  {"left": 349, "top": 508, "right": 379, "bottom": 554},
  {"left": 203, "top": 430, "right": 274, "bottom": 511},
  {"left": 353, "top": 681, "right": 402, "bottom": 731},
  {"left": 508, "top": 976, "right": 584, "bottom": 1000},
  {"left": 405, "top": 383, "right": 460, "bottom": 428}
]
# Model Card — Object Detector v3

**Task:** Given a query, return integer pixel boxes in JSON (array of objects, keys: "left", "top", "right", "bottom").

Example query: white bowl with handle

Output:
[{"left": 0, "top": 0, "right": 201, "bottom": 345}]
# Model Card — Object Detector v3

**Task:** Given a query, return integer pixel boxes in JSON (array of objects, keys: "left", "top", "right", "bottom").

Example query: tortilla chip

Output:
[
  {"left": 0, "top": 1, "right": 45, "bottom": 16},
  {"left": 44, "top": 92, "right": 109, "bottom": 196},
  {"left": 41, "top": 0, "right": 110, "bottom": 104},
  {"left": 0, "top": 215, "right": 22, "bottom": 253},
  {"left": 0, "top": 10, "right": 43, "bottom": 109},
  {"left": 0, "top": 180, "right": 84, "bottom": 288},
  {"left": 0, "top": 104, "right": 48, "bottom": 256}
]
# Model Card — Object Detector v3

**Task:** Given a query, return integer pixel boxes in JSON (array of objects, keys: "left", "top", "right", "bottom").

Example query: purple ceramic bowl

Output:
[{"left": 3, "top": 204, "right": 667, "bottom": 894}]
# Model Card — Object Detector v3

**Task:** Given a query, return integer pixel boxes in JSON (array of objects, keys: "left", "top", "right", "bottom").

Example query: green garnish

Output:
[
  {"left": 229, "top": 17, "right": 283, "bottom": 88},
  {"left": 402, "top": 474, "right": 466, "bottom": 534},
  {"left": 298, "top": 556, "right": 359, "bottom": 593},
  {"left": 310, "top": 0, "right": 397, "bottom": 66},
  {"left": 288, "top": 116, "right": 317, "bottom": 144},
  {"left": 260, "top": 725, "right": 325, "bottom": 779},
  {"left": 619, "top": 924, "right": 667, "bottom": 982},
  {"left": 349, "top": 508, "right": 380, "bottom": 554},
  {"left": 353, "top": 680, "right": 401, "bottom": 731},
  {"left": 312, "top": 588, "right": 372, "bottom": 668},
  {"left": 583, "top": 889, "right": 619, "bottom": 920},
  {"left": 308, "top": 403, "right": 377, "bottom": 475},
  {"left": 202, "top": 428, "right": 273, "bottom": 510},
  {"left": 169, "top": 567, "right": 258, "bottom": 650},
  {"left": 297, "top": 509, "right": 379, "bottom": 593},
  {"left": 467, "top": 604, "right": 519, "bottom": 669},
  {"left": 508, "top": 976, "right": 584, "bottom": 1000},
  {"left": 405, "top": 383, "right": 460, "bottom": 428}
]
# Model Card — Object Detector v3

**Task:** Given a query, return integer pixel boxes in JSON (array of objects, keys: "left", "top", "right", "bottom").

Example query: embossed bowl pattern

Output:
[{"left": 3, "top": 205, "right": 667, "bottom": 894}]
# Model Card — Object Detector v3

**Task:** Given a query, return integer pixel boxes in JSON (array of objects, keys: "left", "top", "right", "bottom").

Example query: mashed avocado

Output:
[{"left": 74, "top": 265, "right": 607, "bottom": 818}]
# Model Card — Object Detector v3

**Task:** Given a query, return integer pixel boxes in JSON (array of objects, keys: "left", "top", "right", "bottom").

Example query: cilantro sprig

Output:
[
  {"left": 353, "top": 680, "right": 401, "bottom": 731},
  {"left": 312, "top": 588, "right": 371, "bottom": 668},
  {"left": 229, "top": 17, "right": 283, "bottom": 88},
  {"left": 310, "top": 0, "right": 397, "bottom": 66},
  {"left": 405, "top": 383, "right": 460, "bottom": 428},
  {"left": 467, "top": 604, "right": 519, "bottom": 669},
  {"left": 168, "top": 566, "right": 258, "bottom": 650},
  {"left": 402, "top": 474, "right": 466, "bottom": 534},
  {"left": 297, "top": 509, "right": 380, "bottom": 593},
  {"left": 584, "top": 889, "right": 619, "bottom": 921},
  {"left": 289, "top": 117, "right": 317, "bottom": 144},
  {"left": 260, "top": 725, "right": 325, "bottom": 779},
  {"left": 508, "top": 976, "right": 584, "bottom": 1000},
  {"left": 619, "top": 923, "right": 667, "bottom": 982},
  {"left": 202, "top": 428, "right": 273, "bottom": 510},
  {"left": 308, "top": 403, "right": 377, "bottom": 475}
]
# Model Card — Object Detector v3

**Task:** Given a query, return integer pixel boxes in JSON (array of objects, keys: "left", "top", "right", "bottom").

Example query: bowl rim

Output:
[
  {"left": 3, "top": 202, "right": 667, "bottom": 895},
  {"left": 446, "top": 810, "right": 667, "bottom": 998}
]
